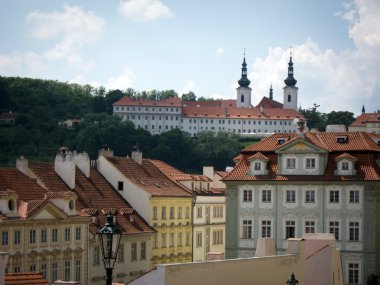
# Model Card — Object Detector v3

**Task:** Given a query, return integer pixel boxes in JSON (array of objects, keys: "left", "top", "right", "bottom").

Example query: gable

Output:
[
  {"left": 276, "top": 138, "right": 327, "bottom": 154},
  {"left": 29, "top": 202, "right": 68, "bottom": 220}
]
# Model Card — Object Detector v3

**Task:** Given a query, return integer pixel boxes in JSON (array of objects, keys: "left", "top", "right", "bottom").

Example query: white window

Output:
[
  {"left": 261, "top": 220, "right": 271, "bottom": 238},
  {"left": 213, "top": 206, "right": 223, "bottom": 218},
  {"left": 243, "top": 190, "right": 252, "bottom": 202},
  {"left": 178, "top": 207, "right": 182, "bottom": 219},
  {"left": 262, "top": 190, "right": 272, "bottom": 203},
  {"left": 131, "top": 243, "right": 137, "bottom": 261},
  {"left": 141, "top": 242, "right": 146, "bottom": 260},
  {"left": 285, "top": 221, "right": 295, "bottom": 239},
  {"left": 64, "top": 261, "right": 71, "bottom": 281},
  {"left": 305, "top": 190, "right": 315, "bottom": 203},
  {"left": 254, "top": 162, "right": 261, "bottom": 171},
  {"left": 186, "top": 207, "right": 190, "bottom": 219},
  {"left": 162, "top": 206, "right": 166, "bottom": 219},
  {"left": 170, "top": 207, "right": 175, "bottom": 219},
  {"left": 75, "top": 227, "right": 81, "bottom": 241},
  {"left": 305, "top": 158, "right": 316, "bottom": 169},
  {"left": 153, "top": 206, "right": 158, "bottom": 220},
  {"left": 153, "top": 234, "right": 158, "bottom": 248},
  {"left": 329, "top": 221, "right": 340, "bottom": 240},
  {"left": 29, "top": 229, "right": 36, "bottom": 244},
  {"left": 349, "top": 221, "right": 360, "bottom": 241},
  {"left": 170, "top": 233, "right": 174, "bottom": 247},
  {"left": 75, "top": 260, "right": 81, "bottom": 281},
  {"left": 197, "top": 206, "right": 202, "bottom": 218},
  {"left": 286, "top": 190, "right": 296, "bottom": 203},
  {"left": 2, "top": 231, "right": 8, "bottom": 246},
  {"left": 305, "top": 221, "right": 315, "bottom": 233},
  {"left": 286, "top": 158, "right": 296, "bottom": 169},
  {"left": 40, "top": 229, "right": 47, "bottom": 243},
  {"left": 329, "top": 190, "right": 339, "bottom": 203},
  {"left": 178, "top": 232, "right": 182, "bottom": 246},
  {"left": 348, "top": 263, "right": 360, "bottom": 284},
  {"left": 186, "top": 232, "right": 190, "bottom": 246},
  {"left": 40, "top": 263, "right": 47, "bottom": 278},
  {"left": 65, "top": 228, "right": 71, "bottom": 242},
  {"left": 161, "top": 233, "right": 167, "bottom": 247},
  {"left": 349, "top": 190, "right": 360, "bottom": 203},
  {"left": 213, "top": 230, "right": 223, "bottom": 245},
  {"left": 342, "top": 161, "right": 349, "bottom": 170},
  {"left": 242, "top": 220, "right": 252, "bottom": 239},
  {"left": 51, "top": 262, "right": 58, "bottom": 283},
  {"left": 14, "top": 230, "right": 21, "bottom": 245},
  {"left": 196, "top": 232, "right": 202, "bottom": 247}
]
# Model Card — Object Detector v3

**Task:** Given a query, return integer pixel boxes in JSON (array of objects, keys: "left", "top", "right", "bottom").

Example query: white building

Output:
[{"left": 113, "top": 55, "right": 304, "bottom": 137}]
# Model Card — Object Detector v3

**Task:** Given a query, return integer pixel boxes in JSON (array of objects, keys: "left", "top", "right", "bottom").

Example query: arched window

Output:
[
  {"left": 241, "top": 95, "right": 244, "bottom": 102},
  {"left": 288, "top": 94, "right": 291, "bottom": 102}
]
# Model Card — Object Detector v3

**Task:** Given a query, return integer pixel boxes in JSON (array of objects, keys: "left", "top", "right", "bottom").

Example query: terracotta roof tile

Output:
[
  {"left": 29, "top": 162, "right": 155, "bottom": 235},
  {"left": 113, "top": 96, "right": 182, "bottom": 107},
  {"left": 247, "top": 152, "right": 269, "bottom": 161},
  {"left": 223, "top": 131, "right": 380, "bottom": 182},
  {"left": 335, "top": 152, "right": 358, "bottom": 160},
  {"left": 105, "top": 156, "right": 192, "bottom": 197},
  {"left": 5, "top": 272, "right": 50, "bottom": 285},
  {"left": 350, "top": 112, "right": 380, "bottom": 127},
  {"left": 255, "top": 96, "right": 283, "bottom": 109}
]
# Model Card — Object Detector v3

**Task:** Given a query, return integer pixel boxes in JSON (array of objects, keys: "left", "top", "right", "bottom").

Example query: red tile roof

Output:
[
  {"left": 104, "top": 156, "right": 192, "bottom": 197},
  {"left": 113, "top": 96, "right": 182, "bottom": 107},
  {"left": 29, "top": 162, "right": 155, "bottom": 235},
  {"left": 182, "top": 99, "right": 236, "bottom": 108},
  {"left": 223, "top": 131, "right": 380, "bottom": 182},
  {"left": 350, "top": 112, "right": 380, "bottom": 127},
  {"left": 5, "top": 272, "right": 50, "bottom": 285},
  {"left": 255, "top": 96, "right": 283, "bottom": 109},
  {"left": 182, "top": 105, "right": 302, "bottom": 119},
  {"left": 150, "top": 159, "right": 224, "bottom": 195}
]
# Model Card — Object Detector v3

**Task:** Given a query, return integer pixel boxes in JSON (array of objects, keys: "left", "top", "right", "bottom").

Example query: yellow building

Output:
[
  {"left": 97, "top": 148, "right": 194, "bottom": 267},
  {"left": 0, "top": 167, "right": 91, "bottom": 284}
]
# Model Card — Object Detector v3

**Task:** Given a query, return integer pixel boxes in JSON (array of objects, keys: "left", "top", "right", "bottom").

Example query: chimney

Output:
[
  {"left": 297, "top": 119, "right": 306, "bottom": 138},
  {"left": 0, "top": 252, "right": 9, "bottom": 285},
  {"left": 74, "top": 152, "right": 90, "bottom": 178},
  {"left": 55, "top": 147, "right": 75, "bottom": 189},
  {"left": 16, "top": 156, "right": 28, "bottom": 175},
  {"left": 203, "top": 166, "right": 214, "bottom": 181},
  {"left": 131, "top": 146, "right": 142, "bottom": 165},
  {"left": 260, "top": 105, "right": 264, "bottom": 112},
  {"left": 98, "top": 144, "right": 114, "bottom": 158}
]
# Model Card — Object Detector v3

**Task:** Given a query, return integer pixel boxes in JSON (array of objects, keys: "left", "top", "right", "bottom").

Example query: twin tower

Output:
[{"left": 236, "top": 54, "right": 298, "bottom": 110}]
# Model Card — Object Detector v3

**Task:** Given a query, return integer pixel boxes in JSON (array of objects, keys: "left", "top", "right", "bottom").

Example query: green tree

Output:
[
  {"left": 182, "top": 91, "right": 196, "bottom": 101},
  {"left": 325, "top": 111, "right": 355, "bottom": 128},
  {"left": 301, "top": 104, "right": 327, "bottom": 131}
]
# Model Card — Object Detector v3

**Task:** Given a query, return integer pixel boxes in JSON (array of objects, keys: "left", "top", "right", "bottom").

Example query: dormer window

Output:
[
  {"left": 254, "top": 162, "right": 261, "bottom": 171},
  {"left": 8, "top": 199, "right": 15, "bottom": 211},
  {"left": 336, "top": 136, "right": 348, "bottom": 143},
  {"left": 305, "top": 158, "right": 316, "bottom": 169},
  {"left": 286, "top": 158, "right": 296, "bottom": 169},
  {"left": 277, "top": 138, "right": 286, "bottom": 145},
  {"left": 69, "top": 199, "right": 75, "bottom": 211},
  {"left": 335, "top": 153, "right": 357, "bottom": 176}
]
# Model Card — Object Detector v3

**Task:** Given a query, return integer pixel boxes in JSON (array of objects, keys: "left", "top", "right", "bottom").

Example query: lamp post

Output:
[
  {"left": 97, "top": 214, "right": 122, "bottom": 285},
  {"left": 286, "top": 272, "right": 299, "bottom": 285}
]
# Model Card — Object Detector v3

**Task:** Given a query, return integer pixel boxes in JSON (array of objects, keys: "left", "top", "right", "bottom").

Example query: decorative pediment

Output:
[
  {"left": 276, "top": 137, "right": 327, "bottom": 154},
  {"left": 28, "top": 201, "right": 69, "bottom": 220}
]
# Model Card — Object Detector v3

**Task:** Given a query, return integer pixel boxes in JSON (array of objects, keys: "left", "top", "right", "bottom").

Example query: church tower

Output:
[
  {"left": 236, "top": 55, "right": 252, "bottom": 108},
  {"left": 283, "top": 52, "right": 298, "bottom": 110}
]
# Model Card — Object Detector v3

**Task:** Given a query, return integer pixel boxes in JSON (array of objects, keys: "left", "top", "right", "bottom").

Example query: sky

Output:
[{"left": 0, "top": 0, "right": 379, "bottom": 115}]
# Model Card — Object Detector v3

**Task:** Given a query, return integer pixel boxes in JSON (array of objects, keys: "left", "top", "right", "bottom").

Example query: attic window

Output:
[
  {"left": 336, "top": 136, "right": 348, "bottom": 143},
  {"left": 155, "top": 183, "right": 161, "bottom": 188},
  {"left": 8, "top": 199, "right": 15, "bottom": 211},
  {"left": 118, "top": 181, "right": 124, "bottom": 191},
  {"left": 277, "top": 138, "right": 287, "bottom": 145}
]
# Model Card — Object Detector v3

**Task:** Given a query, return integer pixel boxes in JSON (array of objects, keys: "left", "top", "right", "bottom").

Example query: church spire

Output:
[
  {"left": 238, "top": 50, "right": 251, "bottom": 87},
  {"left": 269, "top": 83, "right": 273, "bottom": 100},
  {"left": 284, "top": 49, "right": 297, "bottom": 87},
  {"left": 362, "top": 104, "right": 365, "bottom": 114}
]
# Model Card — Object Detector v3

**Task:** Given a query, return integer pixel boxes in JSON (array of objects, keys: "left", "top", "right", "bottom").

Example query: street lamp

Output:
[
  {"left": 286, "top": 272, "right": 299, "bottom": 285},
  {"left": 98, "top": 214, "right": 123, "bottom": 285}
]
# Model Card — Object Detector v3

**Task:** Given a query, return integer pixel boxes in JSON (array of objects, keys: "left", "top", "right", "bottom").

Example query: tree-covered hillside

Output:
[{"left": 0, "top": 76, "right": 242, "bottom": 172}]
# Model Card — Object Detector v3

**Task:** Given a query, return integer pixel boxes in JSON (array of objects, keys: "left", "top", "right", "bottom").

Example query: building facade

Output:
[
  {"left": 96, "top": 148, "right": 194, "bottom": 267},
  {"left": 223, "top": 124, "right": 380, "bottom": 285},
  {"left": 113, "top": 56, "right": 303, "bottom": 137},
  {"left": 150, "top": 160, "right": 226, "bottom": 262},
  {"left": 0, "top": 167, "right": 91, "bottom": 285},
  {"left": 349, "top": 112, "right": 380, "bottom": 134}
]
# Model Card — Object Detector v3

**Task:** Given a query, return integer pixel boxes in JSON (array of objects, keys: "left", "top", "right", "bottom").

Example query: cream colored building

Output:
[
  {"left": 349, "top": 112, "right": 380, "bottom": 134},
  {"left": 0, "top": 167, "right": 91, "bottom": 284},
  {"left": 96, "top": 148, "right": 194, "bottom": 267},
  {"left": 12, "top": 151, "right": 155, "bottom": 285},
  {"left": 150, "top": 161, "right": 226, "bottom": 262},
  {"left": 128, "top": 234, "right": 343, "bottom": 285}
]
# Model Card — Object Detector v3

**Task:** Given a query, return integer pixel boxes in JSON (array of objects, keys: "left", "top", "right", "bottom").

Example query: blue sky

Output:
[{"left": 1, "top": 0, "right": 379, "bottom": 115}]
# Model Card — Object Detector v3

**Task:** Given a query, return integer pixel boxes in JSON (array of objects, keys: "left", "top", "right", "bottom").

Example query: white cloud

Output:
[
  {"left": 215, "top": 47, "right": 224, "bottom": 57},
  {"left": 247, "top": 0, "right": 380, "bottom": 115},
  {"left": 0, "top": 5, "right": 105, "bottom": 78},
  {"left": 106, "top": 67, "right": 137, "bottom": 90},
  {"left": 118, "top": 0, "right": 173, "bottom": 21}
]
